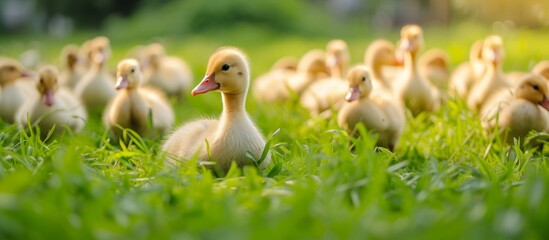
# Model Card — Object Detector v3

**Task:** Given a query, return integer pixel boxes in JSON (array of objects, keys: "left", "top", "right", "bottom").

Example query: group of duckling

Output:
[
  {"left": 254, "top": 24, "right": 549, "bottom": 149},
  {"left": 0, "top": 36, "right": 191, "bottom": 140},
  {"left": 2, "top": 24, "right": 549, "bottom": 174}
]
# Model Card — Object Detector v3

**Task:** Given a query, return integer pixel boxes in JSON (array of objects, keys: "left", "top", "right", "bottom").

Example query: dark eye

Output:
[
  {"left": 40, "top": 78, "right": 44, "bottom": 83},
  {"left": 362, "top": 76, "right": 366, "bottom": 82},
  {"left": 131, "top": 68, "right": 135, "bottom": 73},
  {"left": 221, "top": 64, "right": 230, "bottom": 71},
  {"left": 7, "top": 66, "right": 15, "bottom": 72},
  {"left": 533, "top": 85, "right": 540, "bottom": 90}
]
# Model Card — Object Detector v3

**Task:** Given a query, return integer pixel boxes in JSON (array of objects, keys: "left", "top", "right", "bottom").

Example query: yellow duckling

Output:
[
  {"left": 364, "top": 39, "right": 401, "bottom": 95},
  {"left": 252, "top": 56, "right": 298, "bottom": 103},
  {"left": 59, "top": 44, "right": 84, "bottom": 89},
  {"left": 103, "top": 59, "right": 175, "bottom": 140},
  {"left": 392, "top": 24, "right": 440, "bottom": 116},
  {"left": 325, "top": 39, "right": 350, "bottom": 79},
  {"left": 141, "top": 43, "right": 193, "bottom": 98},
  {"left": 73, "top": 36, "right": 116, "bottom": 112},
  {"left": 481, "top": 74, "right": 549, "bottom": 145},
  {"left": 467, "top": 35, "right": 510, "bottom": 112},
  {"left": 532, "top": 61, "right": 549, "bottom": 80},
  {"left": 449, "top": 40, "right": 485, "bottom": 99},
  {"left": 17, "top": 66, "right": 87, "bottom": 138},
  {"left": 163, "top": 47, "right": 270, "bottom": 173},
  {"left": 0, "top": 58, "right": 33, "bottom": 123},
  {"left": 338, "top": 66, "right": 404, "bottom": 151},
  {"left": 418, "top": 48, "right": 450, "bottom": 91},
  {"left": 285, "top": 49, "right": 330, "bottom": 96},
  {"left": 299, "top": 40, "right": 350, "bottom": 115}
]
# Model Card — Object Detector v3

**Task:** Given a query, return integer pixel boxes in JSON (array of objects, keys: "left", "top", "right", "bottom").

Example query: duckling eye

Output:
[
  {"left": 39, "top": 78, "right": 44, "bottom": 83},
  {"left": 533, "top": 85, "right": 540, "bottom": 90},
  {"left": 221, "top": 64, "right": 230, "bottom": 71},
  {"left": 131, "top": 68, "right": 135, "bottom": 73}
]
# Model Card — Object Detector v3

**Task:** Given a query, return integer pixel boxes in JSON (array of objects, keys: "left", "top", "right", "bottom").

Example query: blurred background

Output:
[{"left": 1, "top": 0, "right": 548, "bottom": 38}]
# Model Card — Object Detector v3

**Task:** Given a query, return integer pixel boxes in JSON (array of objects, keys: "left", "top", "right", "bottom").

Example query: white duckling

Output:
[
  {"left": 481, "top": 74, "right": 549, "bottom": 145},
  {"left": 103, "top": 59, "right": 175, "bottom": 140},
  {"left": 0, "top": 58, "right": 33, "bottom": 123},
  {"left": 467, "top": 35, "right": 510, "bottom": 112},
  {"left": 299, "top": 40, "right": 350, "bottom": 115},
  {"left": 73, "top": 36, "right": 116, "bottom": 112},
  {"left": 252, "top": 56, "right": 298, "bottom": 103},
  {"left": 449, "top": 40, "right": 485, "bottom": 99},
  {"left": 338, "top": 66, "right": 404, "bottom": 151},
  {"left": 141, "top": 43, "right": 193, "bottom": 98},
  {"left": 392, "top": 24, "right": 440, "bottom": 116},
  {"left": 163, "top": 47, "right": 270, "bottom": 173},
  {"left": 17, "top": 66, "right": 87, "bottom": 138},
  {"left": 59, "top": 44, "right": 84, "bottom": 89}
]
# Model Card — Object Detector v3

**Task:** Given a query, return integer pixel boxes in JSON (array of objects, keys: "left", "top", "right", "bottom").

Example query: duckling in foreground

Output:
[
  {"left": 481, "top": 74, "right": 549, "bottom": 145},
  {"left": 17, "top": 66, "right": 87, "bottom": 138},
  {"left": 338, "top": 66, "right": 404, "bottom": 151},
  {"left": 103, "top": 59, "right": 175, "bottom": 140},
  {"left": 163, "top": 47, "right": 270, "bottom": 173}
]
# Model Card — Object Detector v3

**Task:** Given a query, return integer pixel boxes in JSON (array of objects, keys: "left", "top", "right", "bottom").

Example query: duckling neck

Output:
[
  {"left": 403, "top": 51, "right": 417, "bottom": 75},
  {"left": 370, "top": 62, "right": 389, "bottom": 88},
  {"left": 221, "top": 91, "right": 247, "bottom": 117}
]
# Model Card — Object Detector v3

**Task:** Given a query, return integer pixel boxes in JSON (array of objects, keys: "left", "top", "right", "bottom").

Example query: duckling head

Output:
[
  {"left": 515, "top": 74, "right": 549, "bottom": 111},
  {"left": 192, "top": 47, "right": 249, "bottom": 96},
  {"left": 399, "top": 24, "right": 424, "bottom": 54},
  {"left": 482, "top": 35, "right": 504, "bottom": 66},
  {"left": 469, "top": 40, "right": 484, "bottom": 62},
  {"left": 345, "top": 66, "right": 372, "bottom": 102},
  {"left": 115, "top": 59, "right": 143, "bottom": 90},
  {"left": 297, "top": 49, "right": 330, "bottom": 76},
  {"left": 365, "top": 40, "right": 399, "bottom": 67},
  {"left": 90, "top": 36, "right": 112, "bottom": 66},
  {"left": 326, "top": 39, "right": 349, "bottom": 74},
  {"left": 0, "top": 59, "right": 32, "bottom": 86},
  {"left": 61, "top": 44, "right": 81, "bottom": 71},
  {"left": 144, "top": 43, "right": 166, "bottom": 69},
  {"left": 36, "top": 66, "right": 60, "bottom": 107}
]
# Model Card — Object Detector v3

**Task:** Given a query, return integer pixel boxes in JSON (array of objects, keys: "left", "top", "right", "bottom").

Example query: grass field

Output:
[{"left": 1, "top": 23, "right": 549, "bottom": 239}]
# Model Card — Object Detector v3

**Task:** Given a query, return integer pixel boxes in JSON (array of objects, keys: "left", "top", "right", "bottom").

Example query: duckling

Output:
[
  {"left": 0, "top": 58, "right": 33, "bottom": 123},
  {"left": 163, "top": 47, "right": 270, "bottom": 173},
  {"left": 418, "top": 48, "right": 450, "bottom": 91},
  {"left": 141, "top": 43, "right": 193, "bottom": 98},
  {"left": 103, "top": 59, "right": 175, "bottom": 140},
  {"left": 73, "top": 36, "right": 116, "bottom": 113},
  {"left": 285, "top": 49, "right": 330, "bottom": 96},
  {"left": 467, "top": 35, "right": 511, "bottom": 112},
  {"left": 17, "top": 66, "right": 87, "bottom": 138},
  {"left": 59, "top": 44, "right": 84, "bottom": 89},
  {"left": 326, "top": 39, "right": 349, "bottom": 79},
  {"left": 392, "top": 24, "right": 440, "bottom": 116},
  {"left": 449, "top": 40, "right": 485, "bottom": 99},
  {"left": 481, "top": 74, "right": 549, "bottom": 145},
  {"left": 364, "top": 39, "right": 400, "bottom": 94},
  {"left": 299, "top": 40, "right": 350, "bottom": 115},
  {"left": 338, "top": 66, "right": 404, "bottom": 151},
  {"left": 252, "top": 56, "right": 298, "bottom": 103}
]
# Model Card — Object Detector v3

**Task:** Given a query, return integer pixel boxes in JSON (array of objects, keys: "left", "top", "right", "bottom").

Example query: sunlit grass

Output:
[{"left": 1, "top": 23, "right": 549, "bottom": 238}]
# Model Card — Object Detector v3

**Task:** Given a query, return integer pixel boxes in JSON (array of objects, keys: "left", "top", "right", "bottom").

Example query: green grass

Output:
[{"left": 1, "top": 23, "right": 549, "bottom": 239}]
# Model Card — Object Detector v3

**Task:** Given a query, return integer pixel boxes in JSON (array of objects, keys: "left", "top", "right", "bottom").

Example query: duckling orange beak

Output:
[
  {"left": 540, "top": 98, "right": 549, "bottom": 111},
  {"left": 115, "top": 75, "right": 129, "bottom": 90},
  {"left": 42, "top": 88, "right": 55, "bottom": 107},
  {"left": 345, "top": 86, "right": 360, "bottom": 102},
  {"left": 192, "top": 72, "right": 220, "bottom": 96},
  {"left": 400, "top": 40, "right": 412, "bottom": 52}
]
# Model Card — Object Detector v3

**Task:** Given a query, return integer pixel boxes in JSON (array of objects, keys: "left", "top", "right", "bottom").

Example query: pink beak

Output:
[
  {"left": 115, "top": 76, "right": 129, "bottom": 90},
  {"left": 400, "top": 40, "right": 412, "bottom": 51},
  {"left": 42, "top": 88, "right": 55, "bottom": 107},
  {"left": 345, "top": 86, "right": 360, "bottom": 102},
  {"left": 192, "top": 73, "right": 219, "bottom": 96},
  {"left": 540, "top": 98, "right": 549, "bottom": 111},
  {"left": 326, "top": 55, "right": 338, "bottom": 68},
  {"left": 20, "top": 70, "right": 34, "bottom": 78}
]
